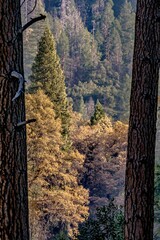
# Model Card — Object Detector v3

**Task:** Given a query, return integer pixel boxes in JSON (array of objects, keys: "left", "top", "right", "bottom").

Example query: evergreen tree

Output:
[
  {"left": 0, "top": 1, "right": 29, "bottom": 239},
  {"left": 29, "top": 28, "right": 70, "bottom": 136},
  {"left": 78, "top": 200, "right": 124, "bottom": 240},
  {"left": 129, "top": 0, "right": 137, "bottom": 11},
  {"left": 96, "top": 0, "right": 115, "bottom": 61},
  {"left": 25, "top": 0, "right": 136, "bottom": 122},
  {"left": 22, "top": 0, "right": 48, "bottom": 80},
  {"left": 125, "top": 0, "right": 159, "bottom": 238},
  {"left": 90, "top": 100, "right": 105, "bottom": 125},
  {"left": 116, "top": 0, "right": 135, "bottom": 120},
  {"left": 116, "top": 74, "right": 131, "bottom": 121},
  {"left": 118, "top": 0, "right": 135, "bottom": 76},
  {"left": 55, "top": 231, "right": 70, "bottom": 240},
  {"left": 113, "top": 0, "right": 125, "bottom": 17},
  {"left": 74, "top": 96, "right": 86, "bottom": 116},
  {"left": 57, "top": 31, "right": 70, "bottom": 65}
]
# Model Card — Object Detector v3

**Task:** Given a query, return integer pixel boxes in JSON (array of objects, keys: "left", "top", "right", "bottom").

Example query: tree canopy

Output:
[{"left": 29, "top": 28, "right": 70, "bottom": 137}]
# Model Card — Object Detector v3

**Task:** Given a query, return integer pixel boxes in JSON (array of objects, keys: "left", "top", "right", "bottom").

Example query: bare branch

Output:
[
  {"left": 20, "top": 0, "right": 26, "bottom": 8},
  {"left": 22, "top": 14, "right": 46, "bottom": 32},
  {"left": 27, "top": 0, "right": 38, "bottom": 15},
  {"left": 7, "top": 14, "right": 46, "bottom": 44},
  {"left": 11, "top": 71, "right": 24, "bottom": 101}
]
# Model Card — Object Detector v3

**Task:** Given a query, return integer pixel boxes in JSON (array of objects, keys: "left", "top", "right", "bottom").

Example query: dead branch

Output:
[
  {"left": 22, "top": 14, "right": 46, "bottom": 32},
  {"left": 27, "top": 0, "right": 38, "bottom": 15},
  {"left": 11, "top": 71, "right": 24, "bottom": 101},
  {"left": 16, "top": 119, "right": 36, "bottom": 128}
]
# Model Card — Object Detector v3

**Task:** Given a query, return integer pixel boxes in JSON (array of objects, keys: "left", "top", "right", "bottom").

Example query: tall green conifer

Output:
[
  {"left": 117, "top": 0, "right": 135, "bottom": 120},
  {"left": 29, "top": 28, "right": 70, "bottom": 136}
]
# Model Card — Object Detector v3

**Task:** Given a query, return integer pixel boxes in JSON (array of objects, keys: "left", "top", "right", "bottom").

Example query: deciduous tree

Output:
[{"left": 26, "top": 90, "right": 89, "bottom": 239}]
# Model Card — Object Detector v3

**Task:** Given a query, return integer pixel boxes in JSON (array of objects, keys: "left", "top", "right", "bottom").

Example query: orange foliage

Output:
[{"left": 70, "top": 113, "right": 128, "bottom": 214}]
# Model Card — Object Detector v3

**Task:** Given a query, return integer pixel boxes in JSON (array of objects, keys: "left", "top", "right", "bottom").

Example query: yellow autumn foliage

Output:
[
  {"left": 26, "top": 90, "right": 89, "bottom": 239},
  {"left": 26, "top": 91, "right": 128, "bottom": 238},
  {"left": 70, "top": 112, "right": 128, "bottom": 212}
]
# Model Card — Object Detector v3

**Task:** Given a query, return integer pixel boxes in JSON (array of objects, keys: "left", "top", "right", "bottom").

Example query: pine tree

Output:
[
  {"left": 75, "top": 96, "right": 86, "bottom": 116},
  {"left": 96, "top": 0, "right": 115, "bottom": 61},
  {"left": 0, "top": 1, "right": 29, "bottom": 239},
  {"left": 90, "top": 100, "right": 105, "bottom": 125},
  {"left": 78, "top": 200, "right": 124, "bottom": 240},
  {"left": 112, "top": 0, "right": 125, "bottom": 17},
  {"left": 116, "top": 74, "right": 131, "bottom": 121},
  {"left": 29, "top": 27, "right": 70, "bottom": 136},
  {"left": 125, "top": 0, "right": 159, "bottom": 238},
  {"left": 118, "top": 0, "right": 135, "bottom": 76},
  {"left": 116, "top": 0, "right": 135, "bottom": 120},
  {"left": 22, "top": 0, "right": 48, "bottom": 79}
]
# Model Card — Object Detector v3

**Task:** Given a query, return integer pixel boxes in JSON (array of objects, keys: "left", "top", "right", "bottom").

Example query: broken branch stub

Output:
[{"left": 11, "top": 71, "right": 24, "bottom": 101}]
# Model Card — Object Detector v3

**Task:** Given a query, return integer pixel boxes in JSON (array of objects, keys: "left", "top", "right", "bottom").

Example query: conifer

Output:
[
  {"left": 29, "top": 27, "right": 70, "bottom": 136},
  {"left": 118, "top": 0, "right": 135, "bottom": 74},
  {"left": 22, "top": 0, "right": 47, "bottom": 79},
  {"left": 90, "top": 100, "right": 105, "bottom": 125}
]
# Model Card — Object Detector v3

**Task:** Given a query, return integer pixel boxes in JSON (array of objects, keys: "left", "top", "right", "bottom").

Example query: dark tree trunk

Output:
[
  {"left": 0, "top": 1, "right": 29, "bottom": 239},
  {"left": 125, "top": 1, "right": 160, "bottom": 239}
]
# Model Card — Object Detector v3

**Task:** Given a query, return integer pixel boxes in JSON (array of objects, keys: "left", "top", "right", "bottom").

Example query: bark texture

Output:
[
  {"left": 125, "top": 1, "right": 160, "bottom": 239},
  {"left": 0, "top": 1, "right": 29, "bottom": 239}
]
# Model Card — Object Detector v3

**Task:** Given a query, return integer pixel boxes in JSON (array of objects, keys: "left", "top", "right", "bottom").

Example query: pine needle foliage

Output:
[
  {"left": 29, "top": 27, "right": 70, "bottom": 137},
  {"left": 90, "top": 100, "right": 105, "bottom": 125},
  {"left": 78, "top": 200, "right": 124, "bottom": 240}
]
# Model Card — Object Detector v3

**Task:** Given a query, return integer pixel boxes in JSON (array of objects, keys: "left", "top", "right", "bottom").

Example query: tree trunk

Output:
[
  {"left": 125, "top": 1, "right": 160, "bottom": 239},
  {"left": 0, "top": 1, "right": 29, "bottom": 239}
]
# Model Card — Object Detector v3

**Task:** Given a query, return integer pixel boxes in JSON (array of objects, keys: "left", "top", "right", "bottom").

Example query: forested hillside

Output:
[
  {"left": 22, "top": 1, "right": 131, "bottom": 238},
  {"left": 21, "top": 0, "right": 160, "bottom": 239},
  {"left": 48, "top": 0, "right": 135, "bottom": 121},
  {"left": 23, "top": 0, "right": 136, "bottom": 121},
  {"left": 22, "top": 0, "right": 134, "bottom": 238},
  {"left": 2, "top": 0, "right": 160, "bottom": 239}
]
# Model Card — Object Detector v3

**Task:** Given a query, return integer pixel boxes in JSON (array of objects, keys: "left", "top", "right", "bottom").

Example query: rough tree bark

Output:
[
  {"left": 125, "top": 0, "right": 160, "bottom": 239},
  {"left": 0, "top": 1, "right": 29, "bottom": 239}
]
